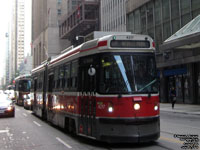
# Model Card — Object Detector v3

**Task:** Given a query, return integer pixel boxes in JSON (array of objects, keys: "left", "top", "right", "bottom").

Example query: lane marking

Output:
[
  {"left": 33, "top": 121, "right": 41, "bottom": 127},
  {"left": 16, "top": 108, "right": 20, "bottom": 111},
  {"left": 0, "top": 130, "right": 9, "bottom": 133},
  {"left": 56, "top": 137, "right": 72, "bottom": 149},
  {"left": 160, "top": 136, "right": 183, "bottom": 144},
  {"left": 23, "top": 113, "right": 27, "bottom": 117}
]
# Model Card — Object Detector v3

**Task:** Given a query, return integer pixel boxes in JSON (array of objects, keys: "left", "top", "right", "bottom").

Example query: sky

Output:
[{"left": 0, "top": 0, "right": 31, "bottom": 78}]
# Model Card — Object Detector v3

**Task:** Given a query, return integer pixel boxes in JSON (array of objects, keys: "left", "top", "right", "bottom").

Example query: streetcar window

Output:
[
  {"left": 71, "top": 61, "right": 78, "bottom": 89},
  {"left": 59, "top": 65, "right": 65, "bottom": 89},
  {"left": 110, "top": 40, "right": 150, "bottom": 48},
  {"left": 99, "top": 54, "right": 158, "bottom": 94},
  {"left": 64, "top": 64, "right": 70, "bottom": 89}
]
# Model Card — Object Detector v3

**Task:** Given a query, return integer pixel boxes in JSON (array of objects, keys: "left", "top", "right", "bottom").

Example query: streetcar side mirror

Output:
[{"left": 88, "top": 65, "right": 96, "bottom": 76}]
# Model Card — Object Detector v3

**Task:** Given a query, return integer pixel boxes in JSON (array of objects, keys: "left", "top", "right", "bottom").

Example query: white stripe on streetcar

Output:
[
  {"left": 56, "top": 137, "right": 72, "bottom": 149},
  {"left": 33, "top": 121, "right": 41, "bottom": 127},
  {"left": 23, "top": 113, "right": 27, "bottom": 117},
  {"left": 0, "top": 130, "right": 9, "bottom": 133}
]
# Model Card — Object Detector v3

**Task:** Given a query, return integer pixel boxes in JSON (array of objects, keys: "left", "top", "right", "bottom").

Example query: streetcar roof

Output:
[
  {"left": 32, "top": 34, "right": 155, "bottom": 73},
  {"left": 15, "top": 74, "right": 31, "bottom": 81}
]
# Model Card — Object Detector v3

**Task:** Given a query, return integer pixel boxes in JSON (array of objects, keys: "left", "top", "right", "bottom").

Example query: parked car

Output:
[{"left": 0, "top": 94, "right": 15, "bottom": 117}]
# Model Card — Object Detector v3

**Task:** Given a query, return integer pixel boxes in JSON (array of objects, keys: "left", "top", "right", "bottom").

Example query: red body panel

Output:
[{"left": 46, "top": 93, "right": 159, "bottom": 118}]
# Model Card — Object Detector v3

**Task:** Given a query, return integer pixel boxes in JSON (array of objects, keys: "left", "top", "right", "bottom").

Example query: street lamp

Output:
[{"left": 76, "top": 35, "right": 85, "bottom": 42}]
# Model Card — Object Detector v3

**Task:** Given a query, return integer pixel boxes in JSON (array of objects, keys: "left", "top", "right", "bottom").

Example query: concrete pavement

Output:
[{"left": 160, "top": 103, "right": 200, "bottom": 115}]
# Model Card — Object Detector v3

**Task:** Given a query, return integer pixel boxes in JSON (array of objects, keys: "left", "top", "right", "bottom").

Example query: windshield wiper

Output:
[{"left": 138, "top": 79, "right": 157, "bottom": 92}]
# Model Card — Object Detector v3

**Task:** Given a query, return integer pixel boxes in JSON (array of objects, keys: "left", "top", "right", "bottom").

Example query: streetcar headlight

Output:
[
  {"left": 134, "top": 103, "right": 140, "bottom": 110},
  {"left": 108, "top": 106, "right": 113, "bottom": 113},
  {"left": 27, "top": 100, "right": 31, "bottom": 105},
  {"left": 154, "top": 105, "right": 158, "bottom": 111}
]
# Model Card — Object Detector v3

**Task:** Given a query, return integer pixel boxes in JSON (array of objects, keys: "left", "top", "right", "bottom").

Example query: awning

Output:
[{"left": 160, "top": 15, "right": 200, "bottom": 51}]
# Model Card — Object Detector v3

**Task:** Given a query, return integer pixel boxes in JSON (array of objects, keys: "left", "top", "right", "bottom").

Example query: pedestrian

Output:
[{"left": 170, "top": 87, "right": 176, "bottom": 109}]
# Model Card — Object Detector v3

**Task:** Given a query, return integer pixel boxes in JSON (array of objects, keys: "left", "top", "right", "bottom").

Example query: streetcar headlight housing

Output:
[
  {"left": 134, "top": 103, "right": 140, "bottom": 110},
  {"left": 108, "top": 106, "right": 113, "bottom": 113},
  {"left": 108, "top": 102, "right": 114, "bottom": 113},
  {"left": 27, "top": 100, "right": 31, "bottom": 105},
  {"left": 154, "top": 105, "right": 158, "bottom": 111}
]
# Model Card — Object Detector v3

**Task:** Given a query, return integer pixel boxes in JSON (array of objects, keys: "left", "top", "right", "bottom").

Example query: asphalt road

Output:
[{"left": 0, "top": 105, "right": 199, "bottom": 150}]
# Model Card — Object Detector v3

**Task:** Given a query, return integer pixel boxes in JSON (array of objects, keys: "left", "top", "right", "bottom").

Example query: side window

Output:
[
  {"left": 48, "top": 74, "right": 54, "bottom": 92},
  {"left": 71, "top": 61, "right": 78, "bottom": 89},
  {"left": 64, "top": 63, "right": 71, "bottom": 89},
  {"left": 59, "top": 66, "right": 65, "bottom": 88},
  {"left": 55, "top": 67, "right": 60, "bottom": 90}
]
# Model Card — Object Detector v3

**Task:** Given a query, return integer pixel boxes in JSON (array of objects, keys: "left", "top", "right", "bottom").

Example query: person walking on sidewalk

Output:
[{"left": 170, "top": 87, "right": 176, "bottom": 109}]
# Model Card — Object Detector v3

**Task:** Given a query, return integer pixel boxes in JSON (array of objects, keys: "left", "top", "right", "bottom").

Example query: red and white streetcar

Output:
[
  {"left": 31, "top": 34, "right": 160, "bottom": 143},
  {"left": 14, "top": 74, "right": 31, "bottom": 106}
]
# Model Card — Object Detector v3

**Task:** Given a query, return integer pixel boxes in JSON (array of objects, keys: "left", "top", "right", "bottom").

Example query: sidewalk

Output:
[{"left": 160, "top": 103, "right": 200, "bottom": 115}]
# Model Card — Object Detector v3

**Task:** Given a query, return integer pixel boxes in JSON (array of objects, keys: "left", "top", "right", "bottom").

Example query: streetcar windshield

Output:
[
  {"left": 18, "top": 80, "right": 31, "bottom": 92},
  {"left": 99, "top": 53, "right": 158, "bottom": 94}
]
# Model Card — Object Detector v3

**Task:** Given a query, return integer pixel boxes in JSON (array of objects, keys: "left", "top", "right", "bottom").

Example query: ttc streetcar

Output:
[
  {"left": 31, "top": 34, "right": 160, "bottom": 143},
  {"left": 14, "top": 74, "right": 31, "bottom": 106}
]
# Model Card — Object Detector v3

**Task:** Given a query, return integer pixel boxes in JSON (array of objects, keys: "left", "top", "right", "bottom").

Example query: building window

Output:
[
  {"left": 57, "top": 9, "right": 61, "bottom": 15},
  {"left": 171, "top": 0, "right": 180, "bottom": 33},
  {"left": 140, "top": 6, "right": 147, "bottom": 34},
  {"left": 163, "top": 21, "right": 171, "bottom": 40},
  {"left": 191, "top": 0, "right": 200, "bottom": 18},
  {"left": 127, "top": 12, "right": 134, "bottom": 33},
  {"left": 181, "top": 0, "right": 191, "bottom": 27},
  {"left": 155, "top": 0, "right": 162, "bottom": 25},
  {"left": 134, "top": 9, "right": 141, "bottom": 33},
  {"left": 147, "top": 2, "right": 154, "bottom": 29},
  {"left": 162, "top": 0, "right": 170, "bottom": 21}
]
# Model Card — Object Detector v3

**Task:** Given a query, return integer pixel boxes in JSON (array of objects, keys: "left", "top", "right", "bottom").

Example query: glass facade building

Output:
[
  {"left": 126, "top": 0, "right": 200, "bottom": 51},
  {"left": 126, "top": 0, "right": 200, "bottom": 104}
]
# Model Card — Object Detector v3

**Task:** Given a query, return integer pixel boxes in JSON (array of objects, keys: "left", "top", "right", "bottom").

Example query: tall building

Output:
[
  {"left": 32, "top": 0, "right": 69, "bottom": 68},
  {"left": 100, "top": 0, "right": 127, "bottom": 31},
  {"left": 17, "top": 0, "right": 25, "bottom": 70},
  {"left": 126, "top": 0, "right": 200, "bottom": 104},
  {"left": 10, "top": 0, "right": 18, "bottom": 80},
  {"left": 5, "top": 32, "right": 10, "bottom": 86}
]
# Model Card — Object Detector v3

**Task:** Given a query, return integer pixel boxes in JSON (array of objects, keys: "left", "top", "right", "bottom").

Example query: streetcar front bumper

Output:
[{"left": 95, "top": 116, "right": 160, "bottom": 143}]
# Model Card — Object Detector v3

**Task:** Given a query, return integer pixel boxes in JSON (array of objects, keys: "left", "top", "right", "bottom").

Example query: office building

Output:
[
  {"left": 126, "top": 0, "right": 200, "bottom": 104},
  {"left": 32, "top": 0, "right": 69, "bottom": 68},
  {"left": 101, "top": 0, "right": 127, "bottom": 31}
]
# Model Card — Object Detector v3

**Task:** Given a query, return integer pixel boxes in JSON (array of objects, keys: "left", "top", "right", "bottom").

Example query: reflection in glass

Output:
[{"left": 99, "top": 54, "right": 158, "bottom": 94}]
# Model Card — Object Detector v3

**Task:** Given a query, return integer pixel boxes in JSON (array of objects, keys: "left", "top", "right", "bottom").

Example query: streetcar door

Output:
[{"left": 80, "top": 64, "right": 96, "bottom": 137}]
